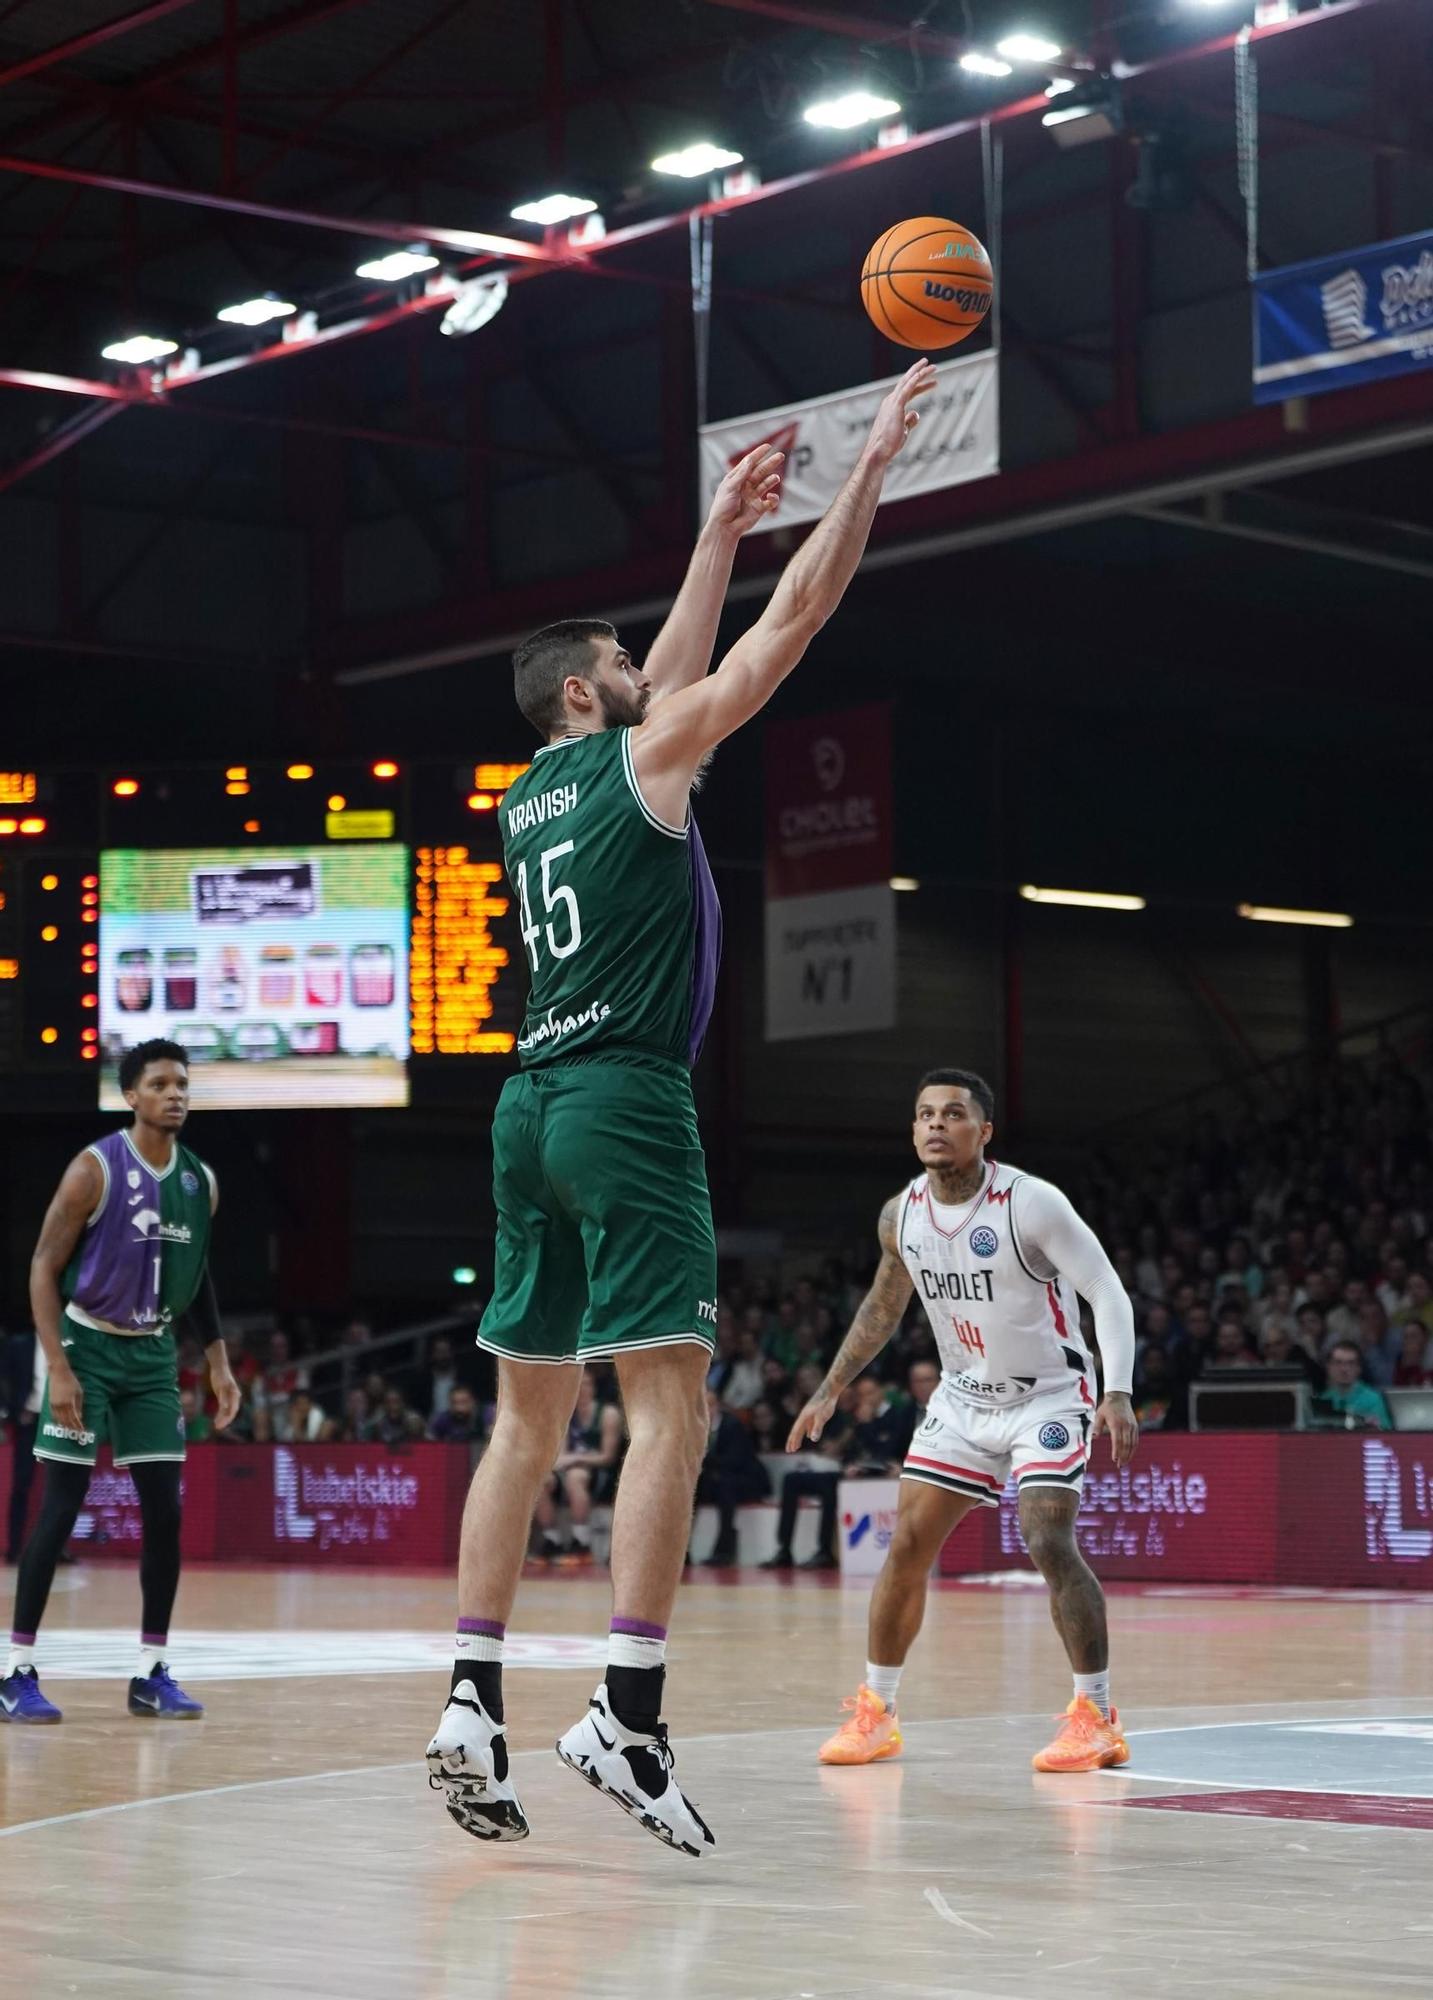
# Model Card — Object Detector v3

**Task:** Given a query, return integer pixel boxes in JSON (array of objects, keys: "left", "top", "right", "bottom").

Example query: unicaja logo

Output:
[
  {"left": 1363, "top": 1439, "right": 1432, "bottom": 1561},
  {"left": 1320, "top": 268, "right": 1374, "bottom": 349},
  {"left": 273, "top": 1446, "right": 317, "bottom": 1542}
]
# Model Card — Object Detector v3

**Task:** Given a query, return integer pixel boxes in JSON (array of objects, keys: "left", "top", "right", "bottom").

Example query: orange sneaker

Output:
[
  {"left": 818, "top": 1686, "right": 903, "bottom": 1766},
  {"left": 1031, "top": 1695, "right": 1130, "bottom": 1773}
]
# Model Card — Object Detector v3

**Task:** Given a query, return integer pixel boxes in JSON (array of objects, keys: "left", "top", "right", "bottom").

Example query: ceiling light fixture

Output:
[
  {"left": 996, "top": 32, "right": 1063, "bottom": 61},
  {"left": 802, "top": 91, "right": 901, "bottom": 130},
  {"left": 216, "top": 296, "right": 297, "bottom": 327},
  {"left": 1236, "top": 904, "right": 1353, "bottom": 929},
  {"left": 101, "top": 335, "right": 177, "bottom": 366},
  {"left": 355, "top": 248, "right": 439, "bottom": 283},
  {"left": 960, "top": 52, "right": 1014, "bottom": 77},
  {"left": 651, "top": 142, "right": 744, "bottom": 177},
  {"left": 510, "top": 194, "right": 597, "bottom": 226},
  {"left": 1019, "top": 885, "right": 1146, "bottom": 911}
]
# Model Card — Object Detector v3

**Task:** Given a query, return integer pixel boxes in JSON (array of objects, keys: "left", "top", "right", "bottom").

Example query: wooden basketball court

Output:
[{"left": 3, "top": 1564, "right": 1430, "bottom": 1998}]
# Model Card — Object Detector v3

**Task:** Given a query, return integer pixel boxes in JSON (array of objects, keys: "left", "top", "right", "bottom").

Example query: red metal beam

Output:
[
  {"left": 0, "top": 397, "right": 124, "bottom": 495},
  {"left": 329, "top": 363, "right": 1433, "bottom": 679},
  {"left": 0, "top": 151, "right": 558, "bottom": 261},
  {"left": 0, "top": 0, "right": 205, "bottom": 91}
]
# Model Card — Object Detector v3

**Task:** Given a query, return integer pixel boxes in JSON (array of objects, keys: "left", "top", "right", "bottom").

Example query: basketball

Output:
[{"left": 861, "top": 216, "right": 993, "bottom": 350}]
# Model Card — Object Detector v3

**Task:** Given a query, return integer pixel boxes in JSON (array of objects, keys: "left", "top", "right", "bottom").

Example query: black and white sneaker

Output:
[
  {"left": 425, "top": 1680, "right": 529, "bottom": 1842},
  {"left": 555, "top": 1681, "right": 715, "bottom": 1858}
]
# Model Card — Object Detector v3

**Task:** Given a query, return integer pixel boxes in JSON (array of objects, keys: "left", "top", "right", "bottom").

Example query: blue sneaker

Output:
[
  {"left": 0, "top": 1666, "right": 62, "bottom": 1724},
  {"left": 128, "top": 1664, "right": 204, "bottom": 1719}
]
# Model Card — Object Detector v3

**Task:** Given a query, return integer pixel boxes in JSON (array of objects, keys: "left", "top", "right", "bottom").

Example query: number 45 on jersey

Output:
[{"left": 516, "top": 840, "right": 583, "bottom": 971}]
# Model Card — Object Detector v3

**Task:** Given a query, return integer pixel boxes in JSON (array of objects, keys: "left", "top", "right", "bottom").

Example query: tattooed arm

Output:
[{"left": 786, "top": 1194, "right": 915, "bottom": 1451}]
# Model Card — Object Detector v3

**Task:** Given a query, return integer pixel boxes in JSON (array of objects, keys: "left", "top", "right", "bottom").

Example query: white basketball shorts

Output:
[{"left": 902, "top": 1381, "right": 1094, "bottom": 1508}]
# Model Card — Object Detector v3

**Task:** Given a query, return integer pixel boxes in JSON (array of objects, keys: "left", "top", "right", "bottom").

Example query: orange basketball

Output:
[{"left": 860, "top": 216, "right": 993, "bottom": 350}]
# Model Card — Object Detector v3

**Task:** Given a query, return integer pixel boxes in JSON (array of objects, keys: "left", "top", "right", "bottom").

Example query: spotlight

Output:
[
  {"left": 439, "top": 273, "right": 509, "bottom": 339},
  {"left": 802, "top": 91, "right": 901, "bottom": 130},
  {"left": 651, "top": 142, "right": 744, "bottom": 177},
  {"left": 101, "top": 335, "right": 177, "bottom": 366},
  {"left": 1042, "top": 79, "right": 1122, "bottom": 146},
  {"left": 216, "top": 296, "right": 297, "bottom": 327},
  {"left": 510, "top": 194, "right": 596, "bottom": 225},
  {"left": 960, "top": 52, "right": 1013, "bottom": 77},
  {"left": 996, "top": 32, "right": 1063, "bottom": 61},
  {"left": 355, "top": 248, "right": 439, "bottom": 283},
  {"left": 889, "top": 877, "right": 921, "bottom": 892}
]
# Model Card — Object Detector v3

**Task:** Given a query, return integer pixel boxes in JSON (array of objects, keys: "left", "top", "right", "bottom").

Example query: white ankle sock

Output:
[
  {"left": 570, "top": 1523, "right": 592, "bottom": 1549},
  {"left": 454, "top": 1624, "right": 504, "bottom": 1664},
  {"left": 1074, "top": 1670, "right": 1110, "bottom": 1718},
  {"left": 138, "top": 1644, "right": 165, "bottom": 1679},
  {"left": 865, "top": 1662, "right": 903, "bottom": 1709},
  {"left": 607, "top": 1629, "right": 666, "bottom": 1671},
  {"left": 6, "top": 1643, "right": 34, "bottom": 1677}
]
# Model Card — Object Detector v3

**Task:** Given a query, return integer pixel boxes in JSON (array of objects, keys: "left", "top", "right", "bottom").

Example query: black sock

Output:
[
  {"left": 607, "top": 1663, "right": 664, "bottom": 1735},
  {"left": 451, "top": 1658, "right": 503, "bottom": 1722}
]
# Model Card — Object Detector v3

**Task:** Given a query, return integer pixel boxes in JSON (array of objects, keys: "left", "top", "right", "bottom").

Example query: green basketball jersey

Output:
[
  {"left": 64, "top": 1128, "right": 214, "bottom": 1332},
  {"left": 502, "top": 729, "right": 722, "bottom": 1069}
]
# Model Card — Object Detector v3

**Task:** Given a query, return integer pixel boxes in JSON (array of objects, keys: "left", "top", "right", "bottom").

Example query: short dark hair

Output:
[
  {"left": 512, "top": 618, "right": 616, "bottom": 738},
  {"left": 916, "top": 1067, "right": 995, "bottom": 1124},
  {"left": 1328, "top": 1339, "right": 1361, "bottom": 1363},
  {"left": 119, "top": 1038, "right": 188, "bottom": 1092}
]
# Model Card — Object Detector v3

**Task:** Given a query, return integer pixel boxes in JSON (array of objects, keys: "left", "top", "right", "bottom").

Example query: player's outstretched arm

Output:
[
  {"left": 631, "top": 359, "right": 938, "bottom": 826},
  {"left": 28, "top": 1151, "right": 102, "bottom": 1435},
  {"left": 642, "top": 445, "right": 785, "bottom": 703},
  {"left": 787, "top": 1194, "right": 915, "bottom": 1451}
]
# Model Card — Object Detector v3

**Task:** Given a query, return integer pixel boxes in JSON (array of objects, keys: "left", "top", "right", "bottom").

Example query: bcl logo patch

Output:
[
  {"left": 970, "top": 1226, "right": 999, "bottom": 1259},
  {"left": 1038, "top": 1421, "right": 1070, "bottom": 1451},
  {"left": 181, "top": 1170, "right": 200, "bottom": 1195}
]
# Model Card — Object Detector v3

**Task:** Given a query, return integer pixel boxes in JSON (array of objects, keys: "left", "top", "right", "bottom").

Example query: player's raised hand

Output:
[
  {"left": 865, "top": 358, "right": 939, "bottom": 464},
  {"left": 786, "top": 1385, "right": 839, "bottom": 1453},
  {"left": 211, "top": 1362, "right": 242, "bottom": 1432},
  {"left": 1094, "top": 1390, "right": 1139, "bottom": 1468},
  {"left": 706, "top": 442, "right": 785, "bottom": 538}
]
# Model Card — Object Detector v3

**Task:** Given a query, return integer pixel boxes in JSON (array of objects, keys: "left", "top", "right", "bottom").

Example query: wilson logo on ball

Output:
[{"left": 861, "top": 215, "right": 993, "bottom": 351}]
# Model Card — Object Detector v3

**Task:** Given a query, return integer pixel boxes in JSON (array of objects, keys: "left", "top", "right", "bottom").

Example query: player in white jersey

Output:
[{"left": 789, "top": 1068, "right": 1138, "bottom": 1774}]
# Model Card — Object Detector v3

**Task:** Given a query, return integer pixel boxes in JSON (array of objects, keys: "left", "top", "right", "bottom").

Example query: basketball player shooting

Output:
[
  {"left": 425, "top": 358, "right": 939, "bottom": 1855},
  {"left": 791, "top": 1069, "right": 1138, "bottom": 1774}
]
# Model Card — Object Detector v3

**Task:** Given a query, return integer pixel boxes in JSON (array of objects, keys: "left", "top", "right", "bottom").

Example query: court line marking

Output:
[
  {"left": 1100, "top": 1710, "right": 1433, "bottom": 1794},
  {"left": 0, "top": 1708, "right": 1069, "bottom": 1843},
  {"left": 7, "top": 1701, "right": 1425, "bottom": 1839},
  {"left": 924, "top": 1887, "right": 995, "bottom": 1939}
]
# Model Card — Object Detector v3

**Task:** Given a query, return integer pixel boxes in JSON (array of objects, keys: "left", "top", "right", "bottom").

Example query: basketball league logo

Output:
[
  {"left": 1038, "top": 1422, "right": 1070, "bottom": 1452},
  {"left": 181, "top": 1170, "right": 200, "bottom": 1195},
  {"left": 970, "top": 1225, "right": 999, "bottom": 1259}
]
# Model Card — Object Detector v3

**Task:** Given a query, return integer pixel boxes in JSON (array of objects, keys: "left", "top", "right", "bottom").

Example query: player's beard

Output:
[{"left": 595, "top": 680, "right": 648, "bottom": 729}]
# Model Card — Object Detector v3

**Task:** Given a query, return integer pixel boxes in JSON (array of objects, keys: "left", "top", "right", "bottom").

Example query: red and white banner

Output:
[
  {"left": 699, "top": 349, "right": 998, "bottom": 534},
  {"left": 764, "top": 704, "right": 894, "bottom": 1042}
]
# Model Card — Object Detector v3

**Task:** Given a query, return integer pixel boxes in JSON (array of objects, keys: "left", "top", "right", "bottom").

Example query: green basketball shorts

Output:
[
  {"left": 479, "top": 1053, "right": 719, "bottom": 1365},
  {"left": 35, "top": 1313, "right": 186, "bottom": 1468}
]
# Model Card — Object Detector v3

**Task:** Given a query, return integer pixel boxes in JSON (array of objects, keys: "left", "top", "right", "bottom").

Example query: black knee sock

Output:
[
  {"left": 131, "top": 1461, "right": 183, "bottom": 1644},
  {"left": 12, "top": 1462, "right": 90, "bottom": 1641},
  {"left": 607, "top": 1664, "right": 664, "bottom": 1735},
  {"left": 451, "top": 1658, "right": 504, "bottom": 1720}
]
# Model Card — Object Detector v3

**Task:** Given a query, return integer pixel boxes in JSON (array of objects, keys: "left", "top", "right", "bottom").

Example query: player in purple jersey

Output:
[{"left": 1, "top": 1040, "right": 239, "bottom": 1725}]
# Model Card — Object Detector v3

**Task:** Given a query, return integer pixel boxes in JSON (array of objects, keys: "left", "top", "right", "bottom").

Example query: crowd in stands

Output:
[{"left": 5, "top": 1049, "right": 1430, "bottom": 1562}]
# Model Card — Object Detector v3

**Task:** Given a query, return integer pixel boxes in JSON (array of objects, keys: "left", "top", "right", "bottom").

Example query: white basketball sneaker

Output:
[
  {"left": 555, "top": 1682, "right": 715, "bottom": 1857},
  {"left": 425, "top": 1680, "right": 529, "bottom": 1842}
]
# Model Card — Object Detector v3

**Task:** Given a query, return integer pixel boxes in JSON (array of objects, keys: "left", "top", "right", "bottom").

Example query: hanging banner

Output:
[
  {"left": 700, "top": 349, "right": 998, "bottom": 533},
  {"left": 764, "top": 704, "right": 895, "bottom": 1042},
  {"left": 1253, "top": 228, "right": 1433, "bottom": 404}
]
